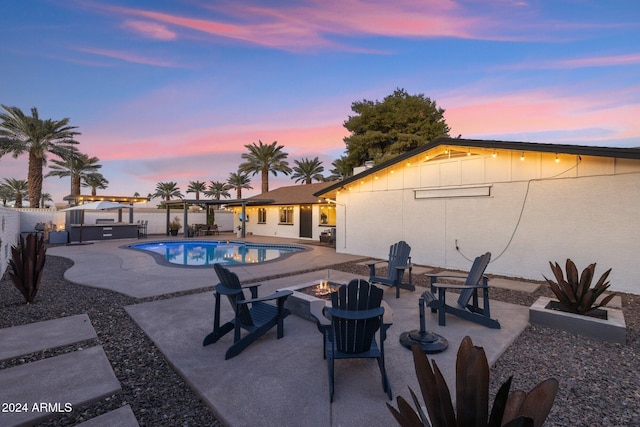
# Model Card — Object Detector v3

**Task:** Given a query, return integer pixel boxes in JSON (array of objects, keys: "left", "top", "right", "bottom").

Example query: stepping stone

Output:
[
  {"left": 489, "top": 277, "right": 540, "bottom": 293},
  {"left": 0, "top": 314, "right": 97, "bottom": 363},
  {"left": 76, "top": 405, "right": 139, "bottom": 427},
  {"left": 0, "top": 346, "right": 121, "bottom": 427}
]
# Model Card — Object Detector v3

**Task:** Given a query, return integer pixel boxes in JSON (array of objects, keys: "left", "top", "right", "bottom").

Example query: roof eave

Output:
[{"left": 314, "top": 137, "right": 640, "bottom": 197}]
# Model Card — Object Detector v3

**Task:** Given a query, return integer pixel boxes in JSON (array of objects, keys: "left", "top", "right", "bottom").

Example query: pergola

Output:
[
  {"left": 165, "top": 198, "right": 274, "bottom": 238},
  {"left": 63, "top": 194, "right": 149, "bottom": 223}
]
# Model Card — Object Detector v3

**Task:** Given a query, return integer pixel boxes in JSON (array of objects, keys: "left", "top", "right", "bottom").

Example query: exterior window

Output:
[
  {"left": 279, "top": 206, "right": 294, "bottom": 224},
  {"left": 258, "top": 208, "right": 267, "bottom": 224},
  {"left": 319, "top": 205, "right": 336, "bottom": 226}
]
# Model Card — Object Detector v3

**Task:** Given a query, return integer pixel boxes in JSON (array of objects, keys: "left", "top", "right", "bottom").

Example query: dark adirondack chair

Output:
[
  {"left": 367, "top": 240, "right": 415, "bottom": 298},
  {"left": 423, "top": 252, "right": 500, "bottom": 329},
  {"left": 202, "top": 263, "right": 293, "bottom": 359},
  {"left": 310, "top": 279, "right": 393, "bottom": 402}
]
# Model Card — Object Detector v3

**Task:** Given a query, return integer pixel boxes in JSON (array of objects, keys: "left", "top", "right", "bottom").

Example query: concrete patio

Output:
[{"left": 0, "top": 235, "right": 532, "bottom": 426}]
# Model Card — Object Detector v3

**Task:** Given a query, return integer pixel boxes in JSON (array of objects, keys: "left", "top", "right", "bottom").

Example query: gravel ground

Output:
[{"left": 1, "top": 256, "right": 639, "bottom": 426}]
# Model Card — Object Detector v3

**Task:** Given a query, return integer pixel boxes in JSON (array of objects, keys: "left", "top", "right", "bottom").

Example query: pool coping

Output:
[{"left": 122, "top": 239, "right": 309, "bottom": 269}]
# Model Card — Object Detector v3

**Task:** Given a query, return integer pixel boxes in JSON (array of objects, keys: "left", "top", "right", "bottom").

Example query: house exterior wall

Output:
[
  {"left": 336, "top": 149, "right": 640, "bottom": 294},
  {"left": 234, "top": 205, "right": 335, "bottom": 240}
]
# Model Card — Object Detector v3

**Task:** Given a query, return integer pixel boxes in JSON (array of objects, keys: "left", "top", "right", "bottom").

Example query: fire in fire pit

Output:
[{"left": 296, "top": 281, "right": 342, "bottom": 300}]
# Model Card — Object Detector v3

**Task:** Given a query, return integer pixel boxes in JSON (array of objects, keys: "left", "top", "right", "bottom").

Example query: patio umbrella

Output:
[{"left": 62, "top": 201, "right": 134, "bottom": 242}]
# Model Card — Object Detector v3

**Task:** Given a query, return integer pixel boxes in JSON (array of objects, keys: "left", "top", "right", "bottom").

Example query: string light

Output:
[{"left": 520, "top": 152, "right": 525, "bottom": 161}]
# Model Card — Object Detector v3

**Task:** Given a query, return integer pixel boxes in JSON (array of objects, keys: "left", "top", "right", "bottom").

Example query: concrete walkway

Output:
[{"left": 29, "top": 235, "right": 534, "bottom": 426}]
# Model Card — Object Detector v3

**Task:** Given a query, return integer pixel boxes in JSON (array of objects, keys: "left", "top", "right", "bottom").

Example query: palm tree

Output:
[
  {"left": 0, "top": 105, "right": 80, "bottom": 208},
  {"left": 153, "top": 181, "right": 183, "bottom": 201},
  {"left": 3, "top": 178, "right": 28, "bottom": 207},
  {"left": 239, "top": 140, "right": 291, "bottom": 194},
  {"left": 46, "top": 152, "right": 101, "bottom": 195},
  {"left": 205, "top": 181, "right": 232, "bottom": 200},
  {"left": 227, "top": 171, "right": 252, "bottom": 199},
  {"left": 82, "top": 173, "right": 109, "bottom": 196},
  {"left": 291, "top": 157, "right": 325, "bottom": 184},
  {"left": 328, "top": 156, "right": 351, "bottom": 180},
  {"left": 39, "top": 192, "right": 53, "bottom": 208},
  {"left": 186, "top": 180, "right": 207, "bottom": 200},
  {"left": 0, "top": 182, "right": 14, "bottom": 206}
]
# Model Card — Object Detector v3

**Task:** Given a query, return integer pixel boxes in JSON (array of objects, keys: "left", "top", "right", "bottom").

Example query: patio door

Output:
[{"left": 299, "top": 205, "right": 312, "bottom": 238}]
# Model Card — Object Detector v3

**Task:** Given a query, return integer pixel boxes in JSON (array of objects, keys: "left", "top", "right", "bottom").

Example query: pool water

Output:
[{"left": 129, "top": 241, "right": 304, "bottom": 266}]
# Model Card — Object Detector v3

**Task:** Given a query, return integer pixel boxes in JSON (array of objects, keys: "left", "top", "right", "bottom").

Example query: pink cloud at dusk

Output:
[
  {"left": 122, "top": 20, "right": 177, "bottom": 41},
  {"left": 97, "top": 0, "right": 529, "bottom": 53},
  {"left": 503, "top": 53, "right": 640, "bottom": 71},
  {"left": 84, "top": 123, "right": 348, "bottom": 163},
  {"left": 73, "top": 46, "right": 177, "bottom": 67},
  {"left": 444, "top": 87, "right": 640, "bottom": 143}
]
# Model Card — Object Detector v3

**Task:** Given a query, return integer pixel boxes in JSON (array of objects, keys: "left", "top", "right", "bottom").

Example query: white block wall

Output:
[
  {"left": 0, "top": 207, "right": 20, "bottom": 279},
  {"left": 335, "top": 149, "right": 640, "bottom": 294}
]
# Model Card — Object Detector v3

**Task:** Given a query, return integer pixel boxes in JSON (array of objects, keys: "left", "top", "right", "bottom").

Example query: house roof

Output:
[
  {"left": 314, "top": 137, "right": 640, "bottom": 197},
  {"left": 231, "top": 181, "right": 337, "bottom": 206}
]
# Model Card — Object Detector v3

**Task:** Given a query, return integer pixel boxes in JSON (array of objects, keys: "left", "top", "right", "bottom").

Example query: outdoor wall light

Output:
[
  {"left": 520, "top": 152, "right": 525, "bottom": 160},
  {"left": 555, "top": 153, "right": 560, "bottom": 163},
  {"left": 492, "top": 150, "right": 497, "bottom": 158}
]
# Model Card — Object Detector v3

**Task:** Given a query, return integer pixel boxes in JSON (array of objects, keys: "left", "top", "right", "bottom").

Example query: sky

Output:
[{"left": 1, "top": 0, "right": 639, "bottom": 206}]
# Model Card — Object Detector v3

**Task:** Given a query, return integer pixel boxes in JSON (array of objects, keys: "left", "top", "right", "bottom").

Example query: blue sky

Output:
[{"left": 1, "top": 0, "right": 639, "bottom": 204}]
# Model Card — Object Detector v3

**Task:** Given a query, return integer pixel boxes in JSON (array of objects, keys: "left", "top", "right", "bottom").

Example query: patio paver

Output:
[
  {"left": 0, "top": 346, "right": 122, "bottom": 427},
  {"left": 76, "top": 405, "right": 139, "bottom": 427},
  {"left": 0, "top": 314, "right": 97, "bottom": 362}
]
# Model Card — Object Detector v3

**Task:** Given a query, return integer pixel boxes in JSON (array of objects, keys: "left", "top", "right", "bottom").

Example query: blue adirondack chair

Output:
[
  {"left": 367, "top": 240, "right": 415, "bottom": 298},
  {"left": 423, "top": 252, "right": 500, "bottom": 329},
  {"left": 310, "top": 279, "right": 393, "bottom": 402},
  {"left": 202, "top": 263, "right": 293, "bottom": 359}
]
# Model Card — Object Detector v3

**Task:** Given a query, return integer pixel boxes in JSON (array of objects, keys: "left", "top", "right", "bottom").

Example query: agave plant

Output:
[
  {"left": 387, "top": 336, "right": 558, "bottom": 427},
  {"left": 8, "top": 233, "right": 47, "bottom": 303},
  {"left": 544, "top": 259, "right": 616, "bottom": 315}
]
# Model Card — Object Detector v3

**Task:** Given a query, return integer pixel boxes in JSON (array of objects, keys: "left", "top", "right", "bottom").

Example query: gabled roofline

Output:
[{"left": 314, "top": 137, "right": 640, "bottom": 197}]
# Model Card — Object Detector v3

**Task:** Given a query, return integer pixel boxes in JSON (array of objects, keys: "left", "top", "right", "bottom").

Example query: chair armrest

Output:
[
  {"left": 430, "top": 282, "right": 490, "bottom": 290},
  {"left": 425, "top": 273, "right": 467, "bottom": 281},
  {"left": 427, "top": 274, "right": 489, "bottom": 285},
  {"left": 381, "top": 300, "right": 393, "bottom": 326},
  {"left": 328, "top": 306, "right": 384, "bottom": 321},
  {"left": 241, "top": 284, "right": 260, "bottom": 289},
  {"left": 236, "top": 290, "right": 293, "bottom": 305},
  {"left": 310, "top": 300, "right": 330, "bottom": 327}
]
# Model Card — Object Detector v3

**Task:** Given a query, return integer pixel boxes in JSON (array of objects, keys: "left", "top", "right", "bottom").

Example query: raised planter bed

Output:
[{"left": 529, "top": 296, "right": 626, "bottom": 344}]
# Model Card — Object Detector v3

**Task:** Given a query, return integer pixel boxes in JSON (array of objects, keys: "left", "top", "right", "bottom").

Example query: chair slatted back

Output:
[
  {"left": 214, "top": 263, "right": 254, "bottom": 327},
  {"left": 331, "top": 279, "right": 383, "bottom": 354},
  {"left": 386, "top": 241, "right": 411, "bottom": 282},
  {"left": 457, "top": 252, "right": 491, "bottom": 307}
]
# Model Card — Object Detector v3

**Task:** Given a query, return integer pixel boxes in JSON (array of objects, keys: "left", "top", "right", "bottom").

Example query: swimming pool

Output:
[{"left": 128, "top": 240, "right": 305, "bottom": 267}]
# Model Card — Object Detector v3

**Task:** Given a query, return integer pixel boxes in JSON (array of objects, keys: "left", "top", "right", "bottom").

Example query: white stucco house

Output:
[
  {"left": 228, "top": 181, "right": 338, "bottom": 241},
  {"left": 314, "top": 137, "right": 640, "bottom": 295}
]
